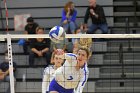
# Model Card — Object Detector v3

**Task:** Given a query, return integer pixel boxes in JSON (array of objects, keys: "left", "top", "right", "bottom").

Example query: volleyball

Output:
[{"left": 49, "top": 26, "right": 65, "bottom": 43}]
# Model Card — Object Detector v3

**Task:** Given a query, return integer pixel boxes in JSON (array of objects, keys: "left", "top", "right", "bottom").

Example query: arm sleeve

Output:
[
  {"left": 97, "top": 6, "right": 105, "bottom": 20},
  {"left": 30, "top": 39, "right": 36, "bottom": 48},
  {"left": 46, "top": 39, "right": 51, "bottom": 48},
  {"left": 70, "top": 10, "right": 77, "bottom": 22},
  {"left": 61, "top": 9, "right": 67, "bottom": 22},
  {"left": 42, "top": 68, "right": 50, "bottom": 93},
  {"left": 75, "top": 67, "right": 89, "bottom": 93},
  {"left": 84, "top": 7, "right": 90, "bottom": 24}
]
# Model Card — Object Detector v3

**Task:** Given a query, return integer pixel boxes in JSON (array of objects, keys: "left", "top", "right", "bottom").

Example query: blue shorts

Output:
[{"left": 49, "top": 79, "right": 74, "bottom": 93}]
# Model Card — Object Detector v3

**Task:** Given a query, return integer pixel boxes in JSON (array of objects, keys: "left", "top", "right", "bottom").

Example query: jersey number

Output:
[{"left": 67, "top": 76, "right": 73, "bottom": 80}]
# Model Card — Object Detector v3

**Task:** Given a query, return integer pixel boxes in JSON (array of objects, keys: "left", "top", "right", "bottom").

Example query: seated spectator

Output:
[
  {"left": 50, "top": 38, "right": 69, "bottom": 53},
  {"left": 0, "top": 50, "right": 17, "bottom": 93},
  {"left": 84, "top": 0, "right": 108, "bottom": 34},
  {"left": 61, "top": 1, "right": 77, "bottom": 34},
  {"left": 23, "top": 17, "right": 39, "bottom": 54},
  {"left": 72, "top": 23, "right": 88, "bottom": 45},
  {"left": 29, "top": 27, "right": 51, "bottom": 67},
  {"left": 73, "top": 38, "right": 92, "bottom": 54},
  {"left": 72, "top": 24, "right": 92, "bottom": 54}
]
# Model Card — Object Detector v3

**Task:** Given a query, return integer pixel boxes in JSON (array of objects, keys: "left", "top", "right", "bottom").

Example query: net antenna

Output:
[
  {"left": 3, "top": 0, "right": 15, "bottom": 93},
  {"left": 7, "top": 34, "right": 15, "bottom": 93}
]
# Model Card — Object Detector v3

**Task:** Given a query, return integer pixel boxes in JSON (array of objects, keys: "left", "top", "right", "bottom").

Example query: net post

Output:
[{"left": 6, "top": 34, "right": 15, "bottom": 93}]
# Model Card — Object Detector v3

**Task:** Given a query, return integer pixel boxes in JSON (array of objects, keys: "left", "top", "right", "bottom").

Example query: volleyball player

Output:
[
  {"left": 49, "top": 46, "right": 90, "bottom": 93},
  {"left": 42, "top": 49, "right": 64, "bottom": 93}
]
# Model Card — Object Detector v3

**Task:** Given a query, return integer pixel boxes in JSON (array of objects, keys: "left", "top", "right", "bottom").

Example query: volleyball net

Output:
[{"left": 0, "top": 34, "right": 140, "bottom": 93}]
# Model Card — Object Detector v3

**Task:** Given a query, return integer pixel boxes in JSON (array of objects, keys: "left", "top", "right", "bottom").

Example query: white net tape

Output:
[{"left": 0, "top": 34, "right": 140, "bottom": 39}]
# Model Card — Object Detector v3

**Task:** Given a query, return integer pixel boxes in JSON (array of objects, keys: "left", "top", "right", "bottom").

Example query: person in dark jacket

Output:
[
  {"left": 84, "top": 0, "right": 108, "bottom": 34},
  {"left": 29, "top": 27, "right": 51, "bottom": 67},
  {"left": 23, "top": 17, "right": 39, "bottom": 54}
]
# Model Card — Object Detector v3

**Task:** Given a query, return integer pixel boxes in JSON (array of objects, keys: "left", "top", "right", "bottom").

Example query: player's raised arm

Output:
[
  {"left": 64, "top": 53, "right": 77, "bottom": 66},
  {"left": 64, "top": 53, "right": 77, "bottom": 60}
]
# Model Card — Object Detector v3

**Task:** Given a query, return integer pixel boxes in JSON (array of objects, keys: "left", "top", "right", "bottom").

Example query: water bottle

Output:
[{"left": 22, "top": 74, "right": 26, "bottom": 82}]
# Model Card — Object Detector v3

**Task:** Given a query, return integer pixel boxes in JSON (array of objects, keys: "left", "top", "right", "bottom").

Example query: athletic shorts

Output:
[{"left": 49, "top": 79, "right": 74, "bottom": 93}]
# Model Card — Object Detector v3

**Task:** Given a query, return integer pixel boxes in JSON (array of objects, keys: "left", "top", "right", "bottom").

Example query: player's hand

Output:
[
  {"left": 63, "top": 20, "right": 68, "bottom": 24},
  {"left": 90, "top": 9, "right": 98, "bottom": 18},
  {"left": 54, "top": 49, "right": 64, "bottom": 55},
  {"left": 73, "top": 47, "right": 78, "bottom": 54},
  {"left": 67, "top": 8, "right": 70, "bottom": 13},
  {"left": 90, "top": 9, "right": 95, "bottom": 15}
]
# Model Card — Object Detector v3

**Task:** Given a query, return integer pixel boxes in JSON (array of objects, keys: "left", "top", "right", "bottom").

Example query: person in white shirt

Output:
[
  {"left": 49, "top": 46, "right": 91, "bottom": 93},
  {"left": 42, "top": 49, "right": 64, "bottom": 93}
]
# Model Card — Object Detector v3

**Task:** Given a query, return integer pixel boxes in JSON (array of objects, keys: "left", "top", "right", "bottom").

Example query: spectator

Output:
[
  {"left": 42, "top": 49, "right": 64, "bottom": 93},
  {"left": 72, "top": 24, "right": 92, "bottom": 54},
  {"left": 50, "top": 38, "right": 69, "bottom": 53},
  {"left": 61, "top": 1, "right": 77, "bottom": 34},
  {"left": 84, "top": 0, "right": 108, "bottom": 34},
  {"left": 0, "top": 50, "right": 17, "bottom": 93},
  {"left": 23, "top": 17, "right": 39, "bottom": 54},
  {"left": 29, "top": 27, "right": 51, "bottom": 67},
  {"left": 72, "top": 23, "right": 88, "bottom": 45}
]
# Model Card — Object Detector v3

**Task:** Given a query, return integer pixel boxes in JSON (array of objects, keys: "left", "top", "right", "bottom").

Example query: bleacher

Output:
[{"left": 0, "top": 0, "right": 140, "bottom": 93}]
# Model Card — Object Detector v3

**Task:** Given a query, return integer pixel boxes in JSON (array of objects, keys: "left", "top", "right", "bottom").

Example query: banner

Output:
[{"left": 14, "top": 14, "right": 31, "bottom": 31}]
